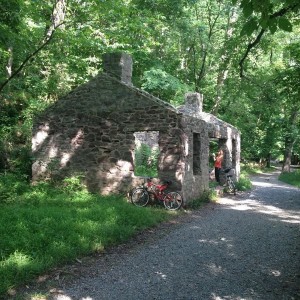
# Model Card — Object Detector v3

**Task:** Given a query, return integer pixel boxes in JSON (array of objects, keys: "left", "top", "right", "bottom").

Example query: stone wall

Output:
[
  {"left": 179, "top": 115, "right": 210, "bottom": 200},
  {"left": 32, "top": 72, "right": 183, "bottom": 194},
  {"left": 133, "top": 131, "right": 159, "bottom": 150}
]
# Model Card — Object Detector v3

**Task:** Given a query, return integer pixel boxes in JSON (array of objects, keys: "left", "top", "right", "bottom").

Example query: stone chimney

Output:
[
  {"left": 185, "top": 92, "right": 203, "bottom": 113},
  {"left": 178, "top": 92, "right": 203, "bottom": 116},
  {"left": 102, "top": 52, "right": 132, "bottom": 85}
]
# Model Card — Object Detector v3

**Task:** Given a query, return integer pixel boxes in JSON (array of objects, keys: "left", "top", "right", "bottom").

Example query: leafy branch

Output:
[
  {"left": 239, "top": 3, "right": 298, "bottom": 78},
  {"left": 0, "top": 26, "right": 60, "bottom": 93},
  {"left": 0, "top": 0, "right": 67, "bottom": 94}
]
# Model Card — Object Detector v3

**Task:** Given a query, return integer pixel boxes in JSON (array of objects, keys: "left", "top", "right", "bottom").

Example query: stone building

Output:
[{"left": 32, "top": 52, "right": 240, "bottom": 203}]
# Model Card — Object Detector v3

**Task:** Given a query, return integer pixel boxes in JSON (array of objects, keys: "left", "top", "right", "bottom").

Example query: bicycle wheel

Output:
[
  {"left": 227, "top": 179, "right": 236, "bottom": 195},
  {"left": 163, "top": 192, "right": 183, "bottom": 210},
  {"left": 131, "top": 188, "right": 149, "bottom": 207}
]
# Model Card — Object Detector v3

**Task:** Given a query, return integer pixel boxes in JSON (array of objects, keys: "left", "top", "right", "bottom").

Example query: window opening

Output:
[
  {"left": 193, "top": 133, "right": 201, "bottom": 175},
  {"left": 232, "top": 139, "right": 237, "bottom": 168},
  {"left": 133, "top": 131, "right": 159, "bottom": 177},
  {"left": 209, "top": 139, "right": 219, "bottom": 181}
]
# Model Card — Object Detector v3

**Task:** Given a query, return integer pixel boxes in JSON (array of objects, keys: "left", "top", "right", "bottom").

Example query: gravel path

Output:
[{"left": 25, "top": 171, "right": 300, "bottom": 299}]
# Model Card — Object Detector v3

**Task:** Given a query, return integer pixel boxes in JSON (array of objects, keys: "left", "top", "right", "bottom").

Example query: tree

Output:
[
  {"left": 276, "top": 42, "right": 300, "bottom": 171},
  {"left": 0, "top": 0, "right": 299, "bottom": 175}
]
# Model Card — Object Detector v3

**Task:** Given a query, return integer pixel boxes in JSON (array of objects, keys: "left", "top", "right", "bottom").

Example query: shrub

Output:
[
  {"left": 235, "top": 174, "right": 252, "bottom": 191},
  {"left": 0, "top": 173, "right": 30, "bottom": 203}
]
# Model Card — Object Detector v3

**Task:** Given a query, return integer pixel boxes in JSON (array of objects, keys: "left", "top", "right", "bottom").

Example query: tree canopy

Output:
[{"left": 0, "top": 0, "right": 299, "bottom": 174}]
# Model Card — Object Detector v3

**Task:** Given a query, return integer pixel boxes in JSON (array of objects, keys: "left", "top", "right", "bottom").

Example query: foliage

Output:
[
  {"left": 234, "top": 0, "right": 300, "bottom": 35},
  {"left": 0, "top": 0, "right": 299, "bottom": 173},
  {"left": 134, "top": 144, "right": 159, "bottom": 177},
  {"left": 235, "top": 173, "right": 252, "bottom": 191},
  {"left": 0, "top": 173, "right": 171, "bottom": 295},
  {"left": 279, "top": 170, "right": 300, "bottom": 188},
  {"left": 141, "top": 68, "right": 191, "bottom": 106},
  {"left": 0, "top": 173, "right": 30, "bottom": 203},
  {"left": 240, "top": 162, "right": 276, "bottom": 174}
]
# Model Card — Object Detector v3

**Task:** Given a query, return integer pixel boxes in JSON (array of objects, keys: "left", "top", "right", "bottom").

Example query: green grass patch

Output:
[
  {"left": 0, "top": 173, "right": 171, "bottom": 296},
  {"left": 279, "top": 170, "right": 300, "bottom": 188},
  {"left": 240, "top": 162, "right": 276, "bottom": 175}
]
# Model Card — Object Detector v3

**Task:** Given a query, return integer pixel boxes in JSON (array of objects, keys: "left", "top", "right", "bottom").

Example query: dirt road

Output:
[{"left": 16, "top": 171, "right": 300, "bottom": 299}]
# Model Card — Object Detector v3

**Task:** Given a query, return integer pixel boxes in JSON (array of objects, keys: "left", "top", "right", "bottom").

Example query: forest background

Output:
[
  {"left": 0, "top": 0, "right": 300, "bottom": 295},
  {"left": 0, "top": 0, "right": 299, "bottom": 177}
]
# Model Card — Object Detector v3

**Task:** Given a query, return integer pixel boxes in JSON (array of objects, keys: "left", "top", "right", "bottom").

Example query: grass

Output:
[
  {"left": 242, "top": 162, "right": 300, "bottom": 188},
  {"left": 240, "top": 162, "right": 276, "bottom": 175},
  {"left": 0, "top": 173, "right": 171, "bottom": 296},
  {"left": 279, "top": 169, "right": 300, "bottom": 188}
]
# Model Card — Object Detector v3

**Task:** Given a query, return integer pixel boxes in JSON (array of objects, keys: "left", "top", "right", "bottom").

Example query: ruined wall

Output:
[
  {"left": 178, "top": 92, "right": 241, "bottom": 195},
  {"left": 179, "top": 116, "right": 210, "bottom": 201},
  {"left": 32, "top": 73, "right": 183, "bottom": 194}
]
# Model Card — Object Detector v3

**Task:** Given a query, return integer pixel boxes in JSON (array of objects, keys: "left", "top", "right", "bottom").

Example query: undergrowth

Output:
[
  {"left": 279, "top": 170, "right": 300, "bottom": 188},
  {"left": 235, "top": 173, "right": 252, "bottom": 191}
]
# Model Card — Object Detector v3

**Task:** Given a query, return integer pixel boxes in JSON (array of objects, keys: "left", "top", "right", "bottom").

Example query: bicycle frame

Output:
[
  {"left": 145, "top": 178, "right": 169, "bottom": 201},
  {"left": 130, "top": 177, "right": 183, "bottom": 210}
]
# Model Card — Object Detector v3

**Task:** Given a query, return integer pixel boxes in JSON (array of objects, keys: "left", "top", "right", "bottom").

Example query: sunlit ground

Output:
[
  {"left": 24, "top": 174, "right": 300, "bottom": 300},
  {"left": 219, "top": 177, "right": 300, "bottom": 224}
]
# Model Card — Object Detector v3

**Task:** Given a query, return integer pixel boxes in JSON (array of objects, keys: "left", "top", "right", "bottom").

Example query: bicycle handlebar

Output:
[{"left": 136, "top": 176, "right": 172, "bottom": 186}]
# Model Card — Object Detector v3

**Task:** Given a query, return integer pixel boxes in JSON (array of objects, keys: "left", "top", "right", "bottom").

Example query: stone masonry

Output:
[{"left": 32, "top": 52, "right": 240, "bottom": 203}]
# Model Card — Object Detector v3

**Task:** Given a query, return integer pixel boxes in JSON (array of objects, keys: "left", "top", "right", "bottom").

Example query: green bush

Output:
[
  {"left": 0, "top": 173, "right": 30, "bottom": 203},
  {"left": 60, "top": 174, "right": 86, "bottom": 193},
  {"left": 235, "top": 174, "right": 252, "bottom": 191},
  {"left": 240, "top": 162, "right": 276, "bottom": 175}
]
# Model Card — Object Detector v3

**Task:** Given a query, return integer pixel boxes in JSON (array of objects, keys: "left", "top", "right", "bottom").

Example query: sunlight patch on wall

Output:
[
  {"left": 32, "top": 123, "right": 50, "bottom": 152},
  {"left": 49, "top": 145, "right": 58, "bottom": 158},
  {"left": 100, "top": 160, "right": 133, "bottom": 195},
  {"left": 32, "top": 128, "right": 86, "bottom": 180},
  {"left": 60, "top": 152, "right": 72, "bottom": 167}
]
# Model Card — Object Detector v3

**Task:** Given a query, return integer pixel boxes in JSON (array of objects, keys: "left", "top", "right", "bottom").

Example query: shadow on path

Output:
[{"left": 12, "top": 171, "right": 300, "bottom": 300}]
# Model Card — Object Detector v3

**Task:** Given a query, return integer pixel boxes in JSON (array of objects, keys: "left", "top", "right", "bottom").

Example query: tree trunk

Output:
[
  {"left": 266, "top": 153, "right": 271, "bottom": 168},
  {"left": 211, "top": 7, "right": 237, "bottom": 115},
  {"left": 282, "top": 137, "right": 294, "bottom": 172},
  {"left": 6, "top": 47, "right": 13, "bottom": 78},
  {"left": 282, "top": 109, "right": 299, "bottom": 172},
  {"left": 44, "top": 0, "right": 67, "bottom": 42}
]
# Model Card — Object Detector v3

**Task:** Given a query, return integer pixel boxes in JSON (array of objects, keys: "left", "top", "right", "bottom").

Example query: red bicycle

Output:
[{"left": 130, "top": 177, "right": 183, "bottom": 210}]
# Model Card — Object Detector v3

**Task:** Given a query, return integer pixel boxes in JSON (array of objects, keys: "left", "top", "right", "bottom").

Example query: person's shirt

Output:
[{"left": 214, "top": 155, "right": 222, "bottom": 168}]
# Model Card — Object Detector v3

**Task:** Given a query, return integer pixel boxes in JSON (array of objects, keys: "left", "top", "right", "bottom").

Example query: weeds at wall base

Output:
[{"left": 188, "top": 189, "right": 218, "bottom": 209}]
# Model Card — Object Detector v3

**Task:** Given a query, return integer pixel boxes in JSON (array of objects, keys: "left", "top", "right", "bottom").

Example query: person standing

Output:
[{"left": 214, "top": 149, "right": 223, "bottom": 185}]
